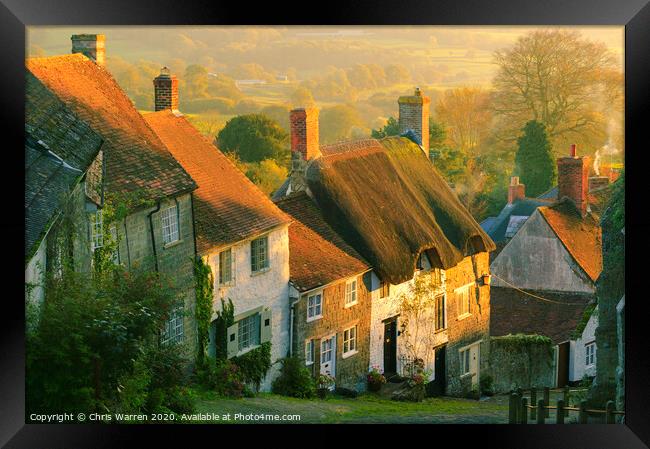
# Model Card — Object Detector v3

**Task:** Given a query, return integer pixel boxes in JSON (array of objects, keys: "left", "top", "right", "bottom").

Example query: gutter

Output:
[{"left": 147, "top": 201, "right": 161, "bottom": 272}]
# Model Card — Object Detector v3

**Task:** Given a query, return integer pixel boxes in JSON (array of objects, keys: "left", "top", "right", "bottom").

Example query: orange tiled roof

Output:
[
  {"left": 275, "top": 192, "right": 369, "bottom": 292},
  {"left": 26, "top": 55, "right": 196, "bottom": 202},
  {"left": 144, "top": 110, "right": 290, "bottom": 253},
  {"left": 538, "top": 201, "right": 603, "bottom": 282}
]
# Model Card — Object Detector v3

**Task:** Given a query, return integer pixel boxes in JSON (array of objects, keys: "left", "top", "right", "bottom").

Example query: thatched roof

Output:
[{"left": 305, "top": 136, "right": 495, "bottom": 284}]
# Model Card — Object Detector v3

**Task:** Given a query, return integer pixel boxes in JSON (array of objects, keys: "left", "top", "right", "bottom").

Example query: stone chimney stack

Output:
[
  {"left": 290, "top": 107, "right": 320, "bottom": 161},
  {"left": 398, "top": 87, "right": 430, "bottom": 153},
  {"left": 153, "top": 67, "right": 179, "bottom": 112},
  {"left": 557, "top": 144, "right": 590, "bottom": 216},
  {"left": 507, "top": 176, "right": 526, "bottom": 204},
  {"left": 71, "top": 34, "right": 105, "bottom": 66}
]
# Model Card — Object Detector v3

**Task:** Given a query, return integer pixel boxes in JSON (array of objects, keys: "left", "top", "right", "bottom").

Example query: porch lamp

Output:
[{"left": 481, "top": 274, "right": 491, "bottom": 286}]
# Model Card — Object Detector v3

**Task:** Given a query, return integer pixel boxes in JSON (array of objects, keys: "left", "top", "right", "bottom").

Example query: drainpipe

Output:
[
  {"left": 147, "top": 201, "right": 161, "bottom": 272},
  {"left": 123, "top": 217, "right": 132, "bottom": 267},
  {"left": 189, "top": 193, "right": 198, "bottom": 258},
  {"left": 289, "top": 304, "right": 294, "bottom": 358}
]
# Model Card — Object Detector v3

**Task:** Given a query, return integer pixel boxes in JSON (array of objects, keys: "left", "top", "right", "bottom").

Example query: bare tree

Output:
[{"left": 492, "top": 30, "right": 621, "bottom": 146}]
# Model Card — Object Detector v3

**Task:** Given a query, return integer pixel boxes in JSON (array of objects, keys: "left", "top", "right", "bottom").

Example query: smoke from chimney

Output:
[{"left": 593, "top": 149, "right": 601, "bottom": 176}]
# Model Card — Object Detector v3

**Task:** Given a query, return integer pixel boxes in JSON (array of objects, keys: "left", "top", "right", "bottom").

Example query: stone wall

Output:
[
  {"left": 444, "top": 252, "right": 491, "bottom": 396},
  {"left": 114, "top": 193, "right": 198, "bottom": 361},
  {"left": 489, "top": 336, "right": 556, "bottom": 393},
  {"left": 293, "top": 272, "right": 371, "bottom": 391}
]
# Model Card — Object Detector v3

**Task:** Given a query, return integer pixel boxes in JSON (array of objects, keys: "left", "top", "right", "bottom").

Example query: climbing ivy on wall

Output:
[
  {"left": 213, "top": 298, "right": 235, "bottom": 361},
  {"left": 193, "top": 257, "right": 214, "bottom": 365}
]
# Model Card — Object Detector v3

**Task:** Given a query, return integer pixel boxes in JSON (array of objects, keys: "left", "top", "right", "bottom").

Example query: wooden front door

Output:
[
  {"left": 383, "top": 318, "right": 398, "bottom": 376},
  {"left": 557, "top": 342, "right": 570, "bottom": 387},
  {"left": 428, "top": 345, "right": 447, "bottom": 396}
]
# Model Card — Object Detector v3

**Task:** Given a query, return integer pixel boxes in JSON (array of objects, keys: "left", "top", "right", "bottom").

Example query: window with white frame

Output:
[
  {"left": 345, "top": 279, "right": 358, "bottom": 306},
  {"left": 459, "top": 347, "right": 471, "bottom": 375},
  {"left": 457, "top": 284, "right": 473, "bottom": 317},
  {"left": 435, "top": 294, "right": 446, "bottom": 330},
  {"left": 161, "top": 305, "right": 184, "bottom": 346},
  {"left": 343, "top": 325, "right": 357, "bottom": 356},
  {"left": 90, "top": 210, "right": 103, "bottom": 250},
  {"left": 251, "top": 235, "right": 269, "bottom": 272},
  {"left": 305, "top": 340, "right": 314, "bottom": 365},
  {"left": 585, "top": 342, "right": 596, "bottom": 366},
  {"left": 238, "top": 313, "right": 261, "bottom": 351},
  {"left": 307, "top": 293, "right": 323, "bottom": 320},
  {"left": 219, "top": 248, "right": 233, "bottom": 285},
  {"left": 161, "top": 204, "right": 179, "bottom": 245},
  {"left": 321, "top": 338, "right": 333, "bottom": 364}
]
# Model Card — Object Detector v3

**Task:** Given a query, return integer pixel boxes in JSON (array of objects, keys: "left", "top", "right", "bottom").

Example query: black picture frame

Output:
[{"left": 2, "top": 0, "right": 648, "bottom": 446}]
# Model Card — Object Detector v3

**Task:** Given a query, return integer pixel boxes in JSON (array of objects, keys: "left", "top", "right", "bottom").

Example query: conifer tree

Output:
[{"left": 515, "top": 120, "right": 556, "bottom": 197}]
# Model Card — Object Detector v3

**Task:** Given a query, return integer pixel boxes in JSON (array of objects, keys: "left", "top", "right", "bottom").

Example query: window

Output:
[
  {"left": 585, "top": 342, "right": 596, "bottom": 366},
  {"left": 161, "top": 204, "right": 179, "bottom": 245},
  {"left": 457, "top": 284, "right": 473, "bottom": 317},
  {"left": 307, "top": 293, "right": 323, "bottom": 321},
  {"left": 459, "top": 348, "right": 471, "bottom": 375},
  {"left": 321, "top": 338, "right": 333, "bottom": 364},
  {"left": 343, "top": 326, "right": 358, "bottom": 356},
  {"left": 161, "top": 305, "right": 184, "bottom": 346},
  {"left": 219, "top": 248, "right": 233, "bottom": 285},
  {"left": 379, "top": 281, "right": 390, "bottom": 298},
  {"left": 345, "top": 279, "right": 358, "bottom": 306},
  {"left": 238, "top": 313, "right": 261, "bottom": 351},
  {"left": 305, "top": 340, "right": 314, "bottom": 365},
  {"left": 251, "top": 236, "right": 269, "bottom": 272},
  {"left": 435, "top": 294, "right": 446, "bottom": 330},
  {"left": 90, "top": 210, "right": 103, "bottom": 250}
]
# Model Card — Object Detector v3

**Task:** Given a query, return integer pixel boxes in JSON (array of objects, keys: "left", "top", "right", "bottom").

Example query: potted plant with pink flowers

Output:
[{"left": 367, "top": 366, "right": 386, "bottom": 392}]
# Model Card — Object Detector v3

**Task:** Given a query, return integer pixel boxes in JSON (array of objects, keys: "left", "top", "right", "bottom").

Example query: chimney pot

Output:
[
  {"left": 510, "top": 176, "right": 519, "bottom": 186},
  {"left": 507, "top": 177, "right": 525, "bottom": 204},
  {"left": 570, "top": 143, "right": 577, "bottom": 158}
]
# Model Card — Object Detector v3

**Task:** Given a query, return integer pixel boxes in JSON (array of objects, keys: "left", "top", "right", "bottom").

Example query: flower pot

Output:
[{"left": 368, "top": 382, "right": 382, "bottom": 392}]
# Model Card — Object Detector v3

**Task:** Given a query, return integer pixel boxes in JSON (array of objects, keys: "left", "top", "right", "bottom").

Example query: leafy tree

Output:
[
  {"left": 184, "top": 64, "right": 210, "bottom": 100},
  {"left": 515, "top": 120, "right": 556, "bottom": 197},
  {"left": 371, "top": 116, "right": 399, "bottom": 139},
  {"left": 216, "top": 114, "right": 289, "bottom": 163},
  {"left": 290, "top": 87, "right": 315, "bottom": 108},
  {"left": 493, "top": 30, "right": 621, "bottom": 150},
  {"left": 319, "top": 104, "right": 363, "bottom": 144},
  {"left": 245, "top": 159, "right": 289, "bottom": 196},
  {"left": 429, "top": 118, "right": 447, "bottom": 149},
  {"left": 260, "top": 104, "right": 291, "bottom": 132},
  {"left": 385, "top": 63, "right": 411, "bottom": 84}
]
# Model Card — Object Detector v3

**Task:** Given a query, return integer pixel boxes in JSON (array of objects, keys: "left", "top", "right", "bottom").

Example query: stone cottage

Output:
[
  {"left": 27, "top": 35, "right": 200, "bottom": 359},
  {"left": 275, "top": 191, "right": 371, "bottom": 391},
  {"left": 25, "top": 72, "right": 104, "bottom": 313},
  {"left": 490, "top": 145, "right": 611, "bottom": 387},
  {"left": 274, "top": 89, "right": 495, "bottom": 397},
  {"left": 144, "top": 74, "right": 292, "bottom": 390}
]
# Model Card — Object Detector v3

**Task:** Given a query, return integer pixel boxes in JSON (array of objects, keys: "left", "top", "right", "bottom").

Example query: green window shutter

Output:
[
  {"left": 227, "top": 322, "right": 239, "bottom": 359},
  {"left": 260, "top": 309, "right": 272, "bottom": 343}
]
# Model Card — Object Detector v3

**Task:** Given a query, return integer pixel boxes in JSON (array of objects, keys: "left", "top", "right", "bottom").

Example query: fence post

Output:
[
  {"left": 530, "top": 387, "right": 537, "bottom": 420},
  {"left": 537, "top": 399, "right": 545, "bottom": 424},
  {"left": 520, "top": 397, "right": 528, "bottom": 424},
  {"left": 579, "top": 400, "right": 588, "bottom": 424},
  {"left": 563, "top": 385, "right": 570, "bottom": 405},
  {"left": 556, "top": 399, "right": 565, "bottom": 424},
  {"left": 543, "top": 387, "right": 550, "bottom": 418},
  {"left": 606, "top": 401, "right": 615, "bottom": 424},
  {"left": 509, "top": 393, "right": 517, "bottom": 424}
]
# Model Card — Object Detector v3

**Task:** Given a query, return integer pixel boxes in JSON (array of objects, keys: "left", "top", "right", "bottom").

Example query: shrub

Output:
[
  {"left": 480, "top": 374, "right": 494, "bottom": 396},
  {"left": 231, "top": 342, "right": 272, "bottom": 392},
  {"left": 272, "top": 357, "right": 316, "bottom": 399},
  {"left": 197, "top": 358, "right": 245, "bottom": 398}
]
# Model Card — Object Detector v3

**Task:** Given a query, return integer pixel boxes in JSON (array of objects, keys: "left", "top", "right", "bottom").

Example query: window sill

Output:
[
  {"left": 457, "top": 313, "right": 471, "bottom": 321},
  {"left": 460, "top": 372, "right": 473, "bottom": 379},
  {"left": 306, "top": 361, "right": 314, "bottom": 366},
  {"left": 236, "top": 344, "right": 261, "bottom": 357},
  {"left": 250, "top": 267, "right": 271, "bottom": 277},
  {"left": 342, "top": 350, "right": 358, "bottom": 359},
  {"left": 217, "top": 282, "right": 235, "bottom": 289},
  {"left": 434, "top": 328, "right": 447, "bottom": 334},
  {"left": 306, "top": 315, "right": 323, "bottom": 323},
  {"left": 163, "top": 239, "right": 183, "bottom": 250},
  {"left": 344, "top": 301, "right": 358, "bottom": 309}
]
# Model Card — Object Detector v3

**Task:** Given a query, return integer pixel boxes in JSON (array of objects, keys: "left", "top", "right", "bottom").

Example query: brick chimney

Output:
[
  {"left": 71, "top": 34, "right": 105, "bottom": 66},
  {"left": 398, "top": 87, "right": 430, "bottom": 153},
  {"left": 290, "top": 107, "right": 320, "bottom": 161},
  {"left": 557, "top": 144, "right": 590, "bottom": 216},
  {"left": 507, "top": 176, "right": 526, "bottom": 204},
  {"left": 153, "top": 67, "right": 179, "bottom": 112}
]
